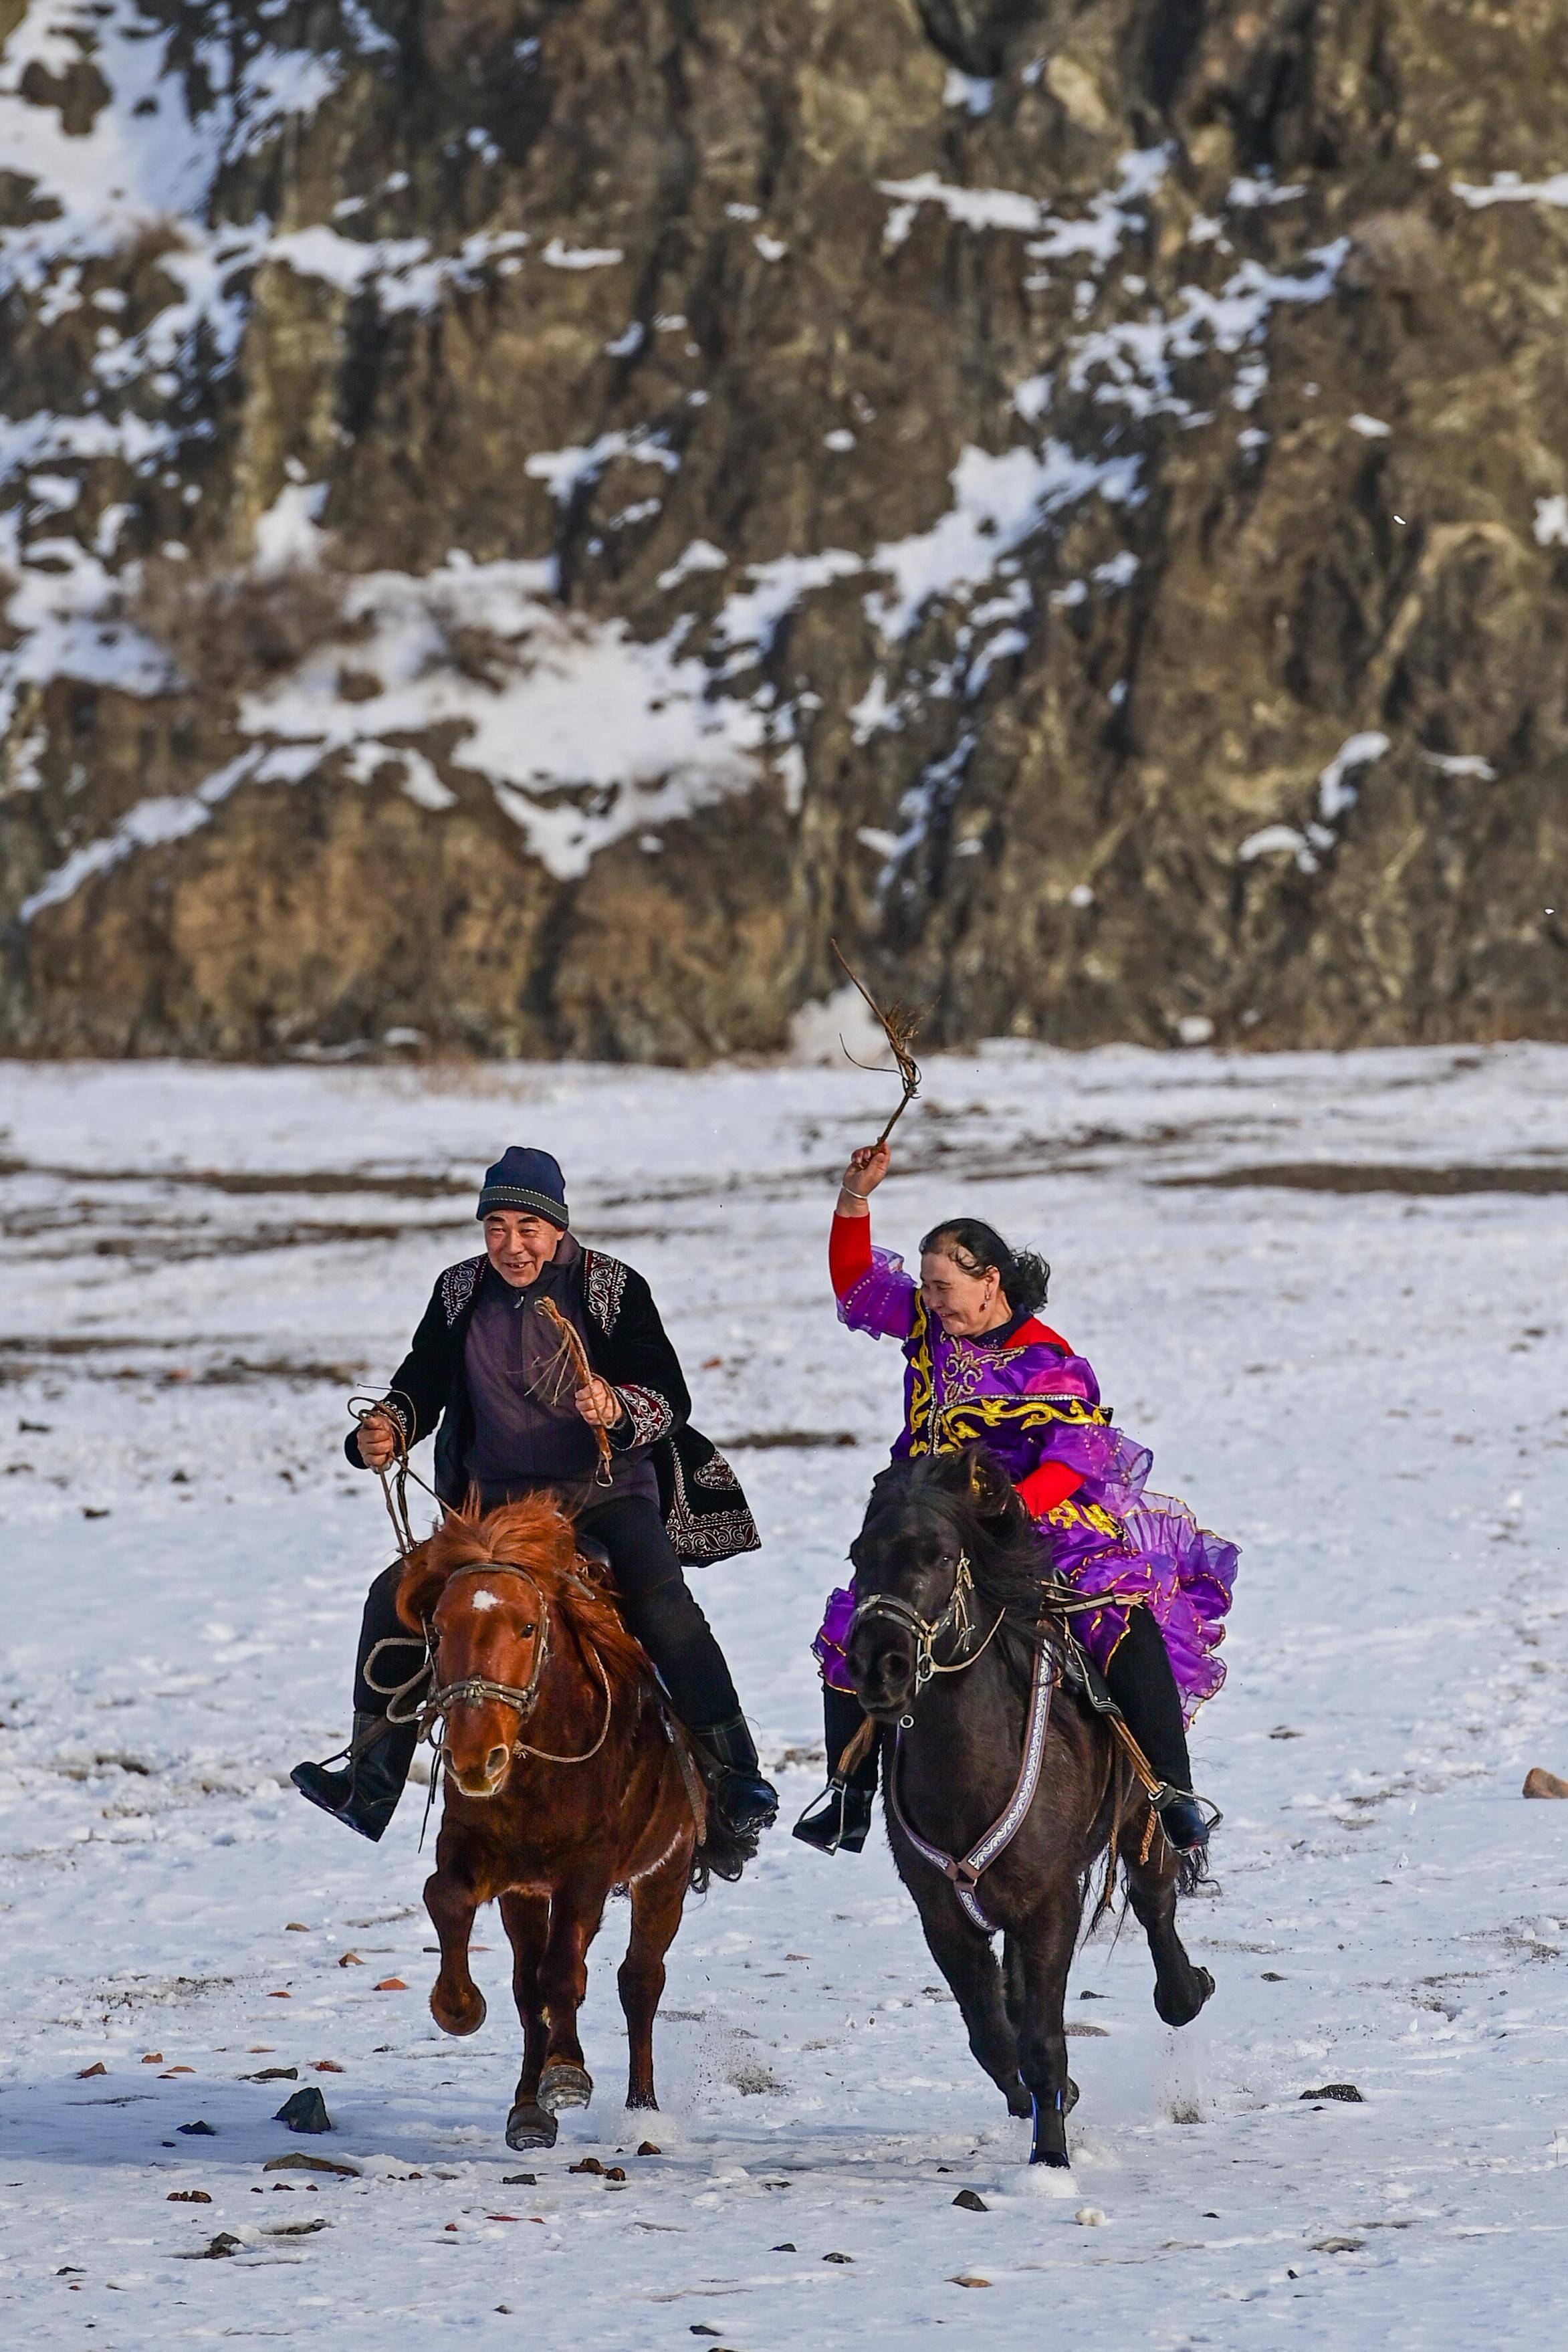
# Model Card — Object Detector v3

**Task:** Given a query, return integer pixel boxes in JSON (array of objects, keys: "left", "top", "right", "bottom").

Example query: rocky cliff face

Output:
[{"left": 1, "top": 0, "right": 1565, "bottom": 1059}]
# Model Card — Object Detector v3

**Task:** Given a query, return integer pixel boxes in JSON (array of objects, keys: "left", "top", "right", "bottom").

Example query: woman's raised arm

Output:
[{"left": 830, "top": 1140, "right": 889, "bottom": 1295}]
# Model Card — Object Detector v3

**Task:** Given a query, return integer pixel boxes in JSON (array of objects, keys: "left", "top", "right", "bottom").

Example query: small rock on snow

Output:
[{"left": 275, "top": 2088, "right": 332, "bottom": 2133}]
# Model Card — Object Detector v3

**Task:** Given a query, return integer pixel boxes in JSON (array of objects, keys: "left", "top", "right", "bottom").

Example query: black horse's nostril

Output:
[{"left": 853, "top": 1641, "right": 914, "bottom": 1713}]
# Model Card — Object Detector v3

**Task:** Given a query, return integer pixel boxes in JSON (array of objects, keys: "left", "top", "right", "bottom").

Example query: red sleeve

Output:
[
  {"left": 1017, "top": 1460, "right": 1085, "bottom": 1518},
  {"left": 829, "top": 1210, "right": 873, "bottom": 1299}
]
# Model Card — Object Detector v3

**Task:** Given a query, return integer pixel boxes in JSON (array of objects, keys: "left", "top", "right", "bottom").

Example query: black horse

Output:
[{"left": 845, "top": 1446, "right": 1214, "bottom": 2168}]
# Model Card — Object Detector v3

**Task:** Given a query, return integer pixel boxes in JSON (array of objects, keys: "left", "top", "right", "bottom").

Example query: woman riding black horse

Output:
[
  {"left": 844, "top": 1442, "right": 1216, "bottom": 2166},
  {"left": 795, "top": 1136, "right": 1236, "bottom": 1858}
]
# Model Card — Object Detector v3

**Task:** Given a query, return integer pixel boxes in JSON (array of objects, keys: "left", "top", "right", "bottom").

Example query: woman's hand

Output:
[
  {"left": 356, "top": 1409, "right": 401, "bottom": 1470},
  {"left": 838, "top": 1140, "right": 891, "bottom": 1211},
  {"left": 574, "top": 1376, "right": 625, "bottom": 1430}
]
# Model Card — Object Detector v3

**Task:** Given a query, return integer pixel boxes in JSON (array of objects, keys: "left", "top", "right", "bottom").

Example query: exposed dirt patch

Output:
[
  {"left": 1160, "top": 1164, "right": 1568, "bottom": 1197},
  {"left": 719, "top": 1430, "right": 859, "bottom": 1451},
  {"left": 0, "top": 1156, "right": 468, "bottom": 1199}
]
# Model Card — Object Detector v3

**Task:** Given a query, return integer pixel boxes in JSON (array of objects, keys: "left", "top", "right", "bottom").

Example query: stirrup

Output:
[
  {"left": 1150, "top": 1784, "right": 1222, "bottom": 1853},
  {"left": 792, "top": 1779, "right": 873, "bottom": 1856}
]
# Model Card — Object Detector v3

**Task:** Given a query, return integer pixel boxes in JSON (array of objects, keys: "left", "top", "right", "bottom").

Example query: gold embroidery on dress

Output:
[
  {"left": 937, "top": 1394, "right": 1111, "bottom": 1449},
  {"left": 939, "top": 1336, "right": 991, "bottom": 1406},
  {"left": 905, "top": 1315, "right": 1110, "bottom": 1462},
  {"left": 905, "top": 1293, "right": 936, "bottom": 1456},
  {"left": 1044, "top": 1496, "right": 1123, "bottom": 1540}
]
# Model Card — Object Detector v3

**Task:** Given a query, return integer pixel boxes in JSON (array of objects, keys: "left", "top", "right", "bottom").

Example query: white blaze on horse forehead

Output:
[{"left": 469, "top": 1589, "right": 503, "bottom": 1612}]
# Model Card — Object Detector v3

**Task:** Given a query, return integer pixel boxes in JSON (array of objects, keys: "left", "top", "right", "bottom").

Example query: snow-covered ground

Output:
[{"left": 2, "top": 1041, "right": 1567, "bottom": 2348}]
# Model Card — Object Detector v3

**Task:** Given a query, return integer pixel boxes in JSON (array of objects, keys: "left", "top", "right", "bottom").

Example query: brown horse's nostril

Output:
[{"left": 485, "top": 1744, "right": 510, "bottom": 1783}]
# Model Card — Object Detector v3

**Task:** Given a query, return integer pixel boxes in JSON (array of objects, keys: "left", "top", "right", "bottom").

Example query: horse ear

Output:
[{"left": 965, "top": 1447, "right": 1015, "bottom": 1521}]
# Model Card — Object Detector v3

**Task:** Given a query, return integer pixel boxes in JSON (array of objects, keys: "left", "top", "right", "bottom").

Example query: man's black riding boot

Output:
[
  {"left": 292, "top": 1712, "right": 418, "bottom": 1844},
  {"left": 1103, "top": 1609, "right": 1210, "bottom": 1858},
  {"left": 693, "top": 1713, "right": 780, "bottom": 1836},
  {"left": 794, "top": 1684, "right": 878, "bottom": 1855}
]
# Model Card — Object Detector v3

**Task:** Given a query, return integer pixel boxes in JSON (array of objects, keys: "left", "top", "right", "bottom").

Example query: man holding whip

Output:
[{"left": 294, "top": 1148, "right": 778, "bottom": 1856}]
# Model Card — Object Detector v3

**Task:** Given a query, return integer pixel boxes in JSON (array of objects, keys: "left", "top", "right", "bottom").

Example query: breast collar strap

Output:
[{"left": 887, "top": 1635, "right": 1059, "bottom": 1934}]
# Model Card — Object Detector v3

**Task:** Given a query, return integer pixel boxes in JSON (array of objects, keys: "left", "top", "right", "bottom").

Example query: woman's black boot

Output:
[
  {"left": 1151, "top": 1788, "right": 1211, "bottom": 1856},
  {"left": 793, "top": 1685, "right": 879, "bottom": 1856},
  {"left": 1102, "top": 1610, "right": 1211, "bottom": 1856},
  {"left": 793, "top": 1780, "right": 876, "bottom": 1854}
]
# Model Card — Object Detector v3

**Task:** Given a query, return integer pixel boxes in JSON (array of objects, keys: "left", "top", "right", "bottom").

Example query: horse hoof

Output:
[
  {"left": 538, "top": 2062, "right": 593, "bottom": 2115},
  {"left": 1155, "top": 1966, "right": 1215, "bottom": 2030},
  {"left": 1030, "top": 2149, "right": 1072, "bottom": 2170},
  {"left": 506, "top": 2101, "right": 558, "bottom": 2151},
  {"left": 430, "top": 1986, "right": 487, "bottom": 2038}
]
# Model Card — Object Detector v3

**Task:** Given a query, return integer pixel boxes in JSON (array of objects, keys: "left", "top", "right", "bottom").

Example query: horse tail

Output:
[
  {"left": 691, "top": 1813, "right": 761, "bottom": 1890},
  {"left": 1086, "top": 1734, "right": 1135, "bottom": 1933},
  {"left": 1175, "top": 1838, "right": 1210, "bottom": 1901}
]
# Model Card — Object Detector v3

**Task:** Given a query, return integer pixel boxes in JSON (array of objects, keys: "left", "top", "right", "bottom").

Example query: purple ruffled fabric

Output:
[
  {"left": 1044, "top": 1490, "right": 1237, "bottom": 1725},
  {"left": 818, "top": 1240, "right": 1237, "bottom": 1720},
  {"left": 814, "top": 1582, "right": 860, "bottom": 1694}
]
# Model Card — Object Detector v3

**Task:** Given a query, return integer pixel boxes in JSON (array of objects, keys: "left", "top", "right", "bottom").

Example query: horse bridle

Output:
[
  {"left": 427, "top": 1562, "right": 551, "bottom": 1729},
  {"left": 848, "top": 1550, "right": 1004, "bottom": 1721},
  {"left": 424, "top": 1559, "right": 614, "bottom": 1767}
]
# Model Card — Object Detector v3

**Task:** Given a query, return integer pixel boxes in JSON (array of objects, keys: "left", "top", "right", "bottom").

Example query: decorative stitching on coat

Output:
[
  {"left": 440, "top": 1256, "right": 485, "bottom": 1325},
  {"left": 380, "top": 1394, "right": 412, "bottom": 1441},
  {"left": 584, "top": 1251, "right": 628, "bottom": 1335},
  {"left": 617, "top": 1381, "right": 675, "bottom": 1447},
  {"left": 693, "top": 1453, "right": 740, "bottom": 1492},
  {"left": 664, "top": 1440, "right": 760, "bottom": 1562}
]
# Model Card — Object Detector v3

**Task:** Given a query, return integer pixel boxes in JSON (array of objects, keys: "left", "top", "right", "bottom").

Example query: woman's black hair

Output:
[{"left": 919, "top": 1218, "right": 1050, "bottom": 1312}]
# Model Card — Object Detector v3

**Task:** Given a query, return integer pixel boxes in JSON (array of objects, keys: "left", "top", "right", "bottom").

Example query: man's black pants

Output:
[{"left": 354, "top": 1489, "right": 740, "bottom": 1734}]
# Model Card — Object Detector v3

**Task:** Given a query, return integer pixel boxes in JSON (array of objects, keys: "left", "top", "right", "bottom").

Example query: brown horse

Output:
[
  {"left": 846, "top": 1447, "right": 1214, "bottom": 2168},
  {"left": 397, "top": 1494, "right": 701, "bottom": 2151}
]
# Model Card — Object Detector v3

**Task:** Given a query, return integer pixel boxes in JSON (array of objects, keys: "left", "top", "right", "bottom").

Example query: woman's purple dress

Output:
[{"left": 815, "top": 1241, "right": 1237, "bottom": 1726}]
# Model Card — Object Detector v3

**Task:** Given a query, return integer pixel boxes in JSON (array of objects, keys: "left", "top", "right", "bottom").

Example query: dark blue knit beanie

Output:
[{"left": 476, "top": 1148, "right": 569, "bottom": 1228}]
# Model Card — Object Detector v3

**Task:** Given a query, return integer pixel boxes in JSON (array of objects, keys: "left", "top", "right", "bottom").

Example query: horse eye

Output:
[{"left": 520, "top": 1622, "right": 537, "bottom": 1638}]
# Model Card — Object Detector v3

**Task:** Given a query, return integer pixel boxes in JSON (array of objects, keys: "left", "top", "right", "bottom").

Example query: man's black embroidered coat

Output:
[{"left": 346, "top": 1251, "right": 759, "bottom": 1565}]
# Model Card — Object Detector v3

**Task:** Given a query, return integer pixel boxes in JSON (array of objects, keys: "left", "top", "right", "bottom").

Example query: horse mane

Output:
[
  {"left": 397, "top": 1493, "right": 655, "bottom": 1696},
  {"left": 855, "top": 1449, "right": 1055, "bottom": 1634}
]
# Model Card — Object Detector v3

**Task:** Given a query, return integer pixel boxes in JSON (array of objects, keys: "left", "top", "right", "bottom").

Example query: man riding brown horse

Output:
[{"left": 292, "top": 1147, "right": 778, "bottom": 1851}]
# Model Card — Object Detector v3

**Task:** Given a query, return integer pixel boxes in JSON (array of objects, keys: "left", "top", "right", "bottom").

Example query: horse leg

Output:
[
  {"left": 535, "top": 1876, "right": 608, "bottom": 2117},
  {"left": 1124, "top": 1826, "right": 1215, "bottom": 2028},
  {"left": 423, "top": 1842, "right": 487, "bottom": 2038},
  {"left": 903, "top": 1868, "right": 1029, "bottom": 2117},
  {"left": 619, "top": 1846, "right": 689, "bottom": 2111},
  {"left": 1011, "top": 1887, "right": 1084, "bottom": 2168},
  {"left": 1004, "top": 1935, "right": 1078, "bottom": 2117},
  {"left": 499, "top": 1889, "right": 555, "bottom": 2152}
]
